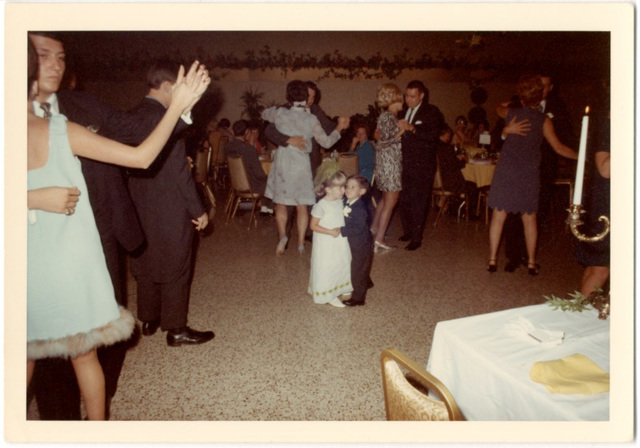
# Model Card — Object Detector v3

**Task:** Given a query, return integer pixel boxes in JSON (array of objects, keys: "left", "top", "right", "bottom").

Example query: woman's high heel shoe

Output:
[
  {"left": 527, "top": 262, "right": 539, "bottom": 276},
  {"left": 374, "top": 240, "right": 394, "bottom": 251},
  {"left": 487, "top": 259, "right": 497, "bottom": 273},
  {"left": 276, "top": 236, "right": 288, "bottom": 255}
]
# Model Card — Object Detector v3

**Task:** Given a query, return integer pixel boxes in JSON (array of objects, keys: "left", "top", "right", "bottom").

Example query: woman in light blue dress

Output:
[
  {"left": 27, "top": 44, "right": 209, "bottom": 419},
  {"left": 262, "top": 80, "right": 349, "bottom": 255}
]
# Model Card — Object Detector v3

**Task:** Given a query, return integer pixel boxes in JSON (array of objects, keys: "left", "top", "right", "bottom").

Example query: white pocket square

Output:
[{"left": 415, "top": 120, "right": 422, "bottom": 125}]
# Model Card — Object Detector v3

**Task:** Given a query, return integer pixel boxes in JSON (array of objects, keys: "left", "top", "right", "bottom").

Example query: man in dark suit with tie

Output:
[
  {"left": 28, "top": 32, "right": 144, "bottom": 419},
  {"left": 126, "top": 60, "right": 214, "bottom": 347},
  {"left": 397, "top": 80, "right": 444, "bottom": 250}
]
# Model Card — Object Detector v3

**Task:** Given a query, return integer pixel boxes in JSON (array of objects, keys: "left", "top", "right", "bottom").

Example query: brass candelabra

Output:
[{"left": 566, "top": 204, "right": 610, "bottom": 242}]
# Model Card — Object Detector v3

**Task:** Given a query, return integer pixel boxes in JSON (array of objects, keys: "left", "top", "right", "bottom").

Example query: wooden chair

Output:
[
  {"left": 226, "top": 153, "right": 262, "bottom": 229},
  {"left": 431, "top": 168, "right": 468, "bottom": 227},
  {"left": 553, "top": 178, "right": 574, "bottom": 208},
  {"left": 210, "top": 135, "right": 230, "bottom": 190},
  {"left": 381, "top": 348, "right": 463, "bottom": 421},
  {"left": 476, "top": 187, "right": 491, "bottom": 225},
  {"left": 192, "top": 141, "right": 216, "bottom": 221},
  {"left": 337, "top": 152, "right": 359, "bottom": 176}
]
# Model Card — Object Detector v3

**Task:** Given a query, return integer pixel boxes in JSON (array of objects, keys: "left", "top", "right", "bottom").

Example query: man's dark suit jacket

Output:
[
  {"left": 57, "top": 90, "right": 145, "bottom": 285},
  {"left": 226, "top": 138, "right": 267, "bottom": 194},
  {"left": 400, "top": 102, "right": 444, "bottom": 181},
  {"left": 264, "top": 103, "right": 336, "bottom": 175},
  {"left": 126, "top": 97, "right": 205, "bottom": 283}
]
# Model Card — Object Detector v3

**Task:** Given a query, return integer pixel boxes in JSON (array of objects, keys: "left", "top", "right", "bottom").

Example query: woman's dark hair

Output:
[
  {"left": 347, "top": 174, "right": 370, "bottom": 194},
  {"left": 218, "top": 118, "right": 231, "bottom": 129},
  {"left": 306, "top": 81, "right": 321, "bottom": 104},
  {"left": 28, "top": 39, "right": 38, "bottom": 95},
  {"left": 286, "top": 80, "right": 309, "bottom": 104},
  {"left": 517, "top": 74, "right": 544, "bottom": 108}
]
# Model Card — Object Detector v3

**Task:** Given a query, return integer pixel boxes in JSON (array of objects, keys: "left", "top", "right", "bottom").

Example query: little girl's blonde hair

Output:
[{"left": 315, "top": 170, "right": 347, "bottom": 197}]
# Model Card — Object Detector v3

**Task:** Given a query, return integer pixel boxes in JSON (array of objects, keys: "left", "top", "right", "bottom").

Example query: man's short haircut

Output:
[
  {"left": 286, "top": 80, "right": 309, "bottom": 104},
  {"left": 406, "top": 80, "right": 429, "bottom": 103},
  {"left": 146, "top": 59, "right": 177, "bottom": 90},
  {"left": 517, "top": 74, "right": 544, "bottom": 108},
  {"left": 232, "top": 119, "right": 248, "bottom": 137}
]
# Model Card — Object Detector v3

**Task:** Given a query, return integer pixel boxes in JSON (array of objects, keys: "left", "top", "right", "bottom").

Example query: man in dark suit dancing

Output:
[
  {"left": 28, "top": 32, "right": 144, "bottom": 420},
  {"left": 397, "top": 80, "right": 444, "bottom": 251},
  {"left": 127, "top": 60, "right": 214, "bottom": 347}
]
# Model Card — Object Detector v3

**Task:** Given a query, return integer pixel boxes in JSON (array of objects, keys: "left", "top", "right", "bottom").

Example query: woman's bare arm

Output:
[
  {"left": 542, "top": 118, "right": 578, "bottom": 160},
  {"left": 595, "top": 151, "right": 610, "bottom": 179},
  {"left": 69, "top": 62, "right": 210, "bottom": 169}
]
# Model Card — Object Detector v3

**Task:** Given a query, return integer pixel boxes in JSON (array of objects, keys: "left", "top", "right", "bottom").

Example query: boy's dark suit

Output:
[
  {"left": 127, "top": 97, "right": 205, "bottom": 331},
  {"left": 31, "top": 90, "right": 144, "bottom": 420},
  {"left": 340, "top": 198, "right": 374, "bottom": 305}
]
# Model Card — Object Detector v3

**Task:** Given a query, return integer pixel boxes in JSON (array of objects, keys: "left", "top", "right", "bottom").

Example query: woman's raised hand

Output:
[{"left": 172, "top": 60, "right": 211, "bottom": 114}]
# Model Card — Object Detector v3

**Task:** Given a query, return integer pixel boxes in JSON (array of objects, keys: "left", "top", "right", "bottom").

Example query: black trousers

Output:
[
  {"left": 349, "top": 239, "right": 374, "bottom": 303},
  {"left": 135, "top": 261, "right": 192, "bottom": 331},
  {"left": 399, "top": 162, "right": 436, "bottom": 244},
  {"left": 31, "top": 238, "right": 129, "bottom": 420}
]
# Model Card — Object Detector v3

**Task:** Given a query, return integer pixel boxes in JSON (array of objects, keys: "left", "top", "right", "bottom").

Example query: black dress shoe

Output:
[
  {"left": 343, "top": 298, "right": 365, "bottom": 307},
  {"left": 141, "top": 319, "right": 160, "bottom": 336},
  {"left": 405, "top": 241, "right": 421, "bottom": 251},
  {"left": 398, "top": 234, "right": 411, "bottom": 242},
  {"left": 167, "top": 326, "right": 215, "bottom": 347}
]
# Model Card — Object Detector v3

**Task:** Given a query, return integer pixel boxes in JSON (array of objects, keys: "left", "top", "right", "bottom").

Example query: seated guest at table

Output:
[
  {"left": 576, "top": 115, "right": 610, "bottom": 297},
  {"left": 452, "top": 115, "right": 468, "bottom": 146},
  {"left": 466, "top": 119, "right": 490, "bottom": 148},
  {"left": 246, "top": 119, "right": 266, "bottom": 156},
  {"left": 487, "top": 74, "right": 578, "bottom": 274},
  {"left": 370, "top": 83, "right": 404, "bottom": 253},
  {"left": 262, "top": 80, "right": 349, "bottom": 255},
  {"left": 436, "top": 124, "right": 478, "bottom": 218},
  {"left": 227, "top": 119, "right": 268, "bottom": 197},
  {"left": 350, "top": 124, "right": 375, "bottom": 185}
]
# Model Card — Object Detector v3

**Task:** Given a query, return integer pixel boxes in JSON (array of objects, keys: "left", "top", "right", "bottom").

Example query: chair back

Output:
[
  {"left": 338, "top": 152, "right": 359, "bottom": 176},
  {"left": 211, "top": 135, "right": 230, "bottom": 169},
  {"left": 433, "top": 167, "right": 444, "bottom": 190},
  {"left": 227, "top": 153, "right": 253, "bottom": 193},
  {"left": 380, "top": 348, "right": 462, "bottom": 421},
  {"left": 193, "top": 143, "right": 212, "bottom": 183}
]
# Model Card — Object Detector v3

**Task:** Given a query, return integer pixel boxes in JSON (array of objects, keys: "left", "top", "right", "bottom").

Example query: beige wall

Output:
[{"left": 88, "top": 67, "right": 588, "bottom": 138}]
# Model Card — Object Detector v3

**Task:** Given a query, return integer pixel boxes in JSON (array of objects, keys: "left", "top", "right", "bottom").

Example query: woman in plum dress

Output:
[{"left": 487, "top": 74, "right": 577, "bottom": 274}]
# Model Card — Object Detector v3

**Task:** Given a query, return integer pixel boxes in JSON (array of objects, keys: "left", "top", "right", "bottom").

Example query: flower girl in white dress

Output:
[{"left": 308, "top": 171, "right": 353, "bottom": 307}]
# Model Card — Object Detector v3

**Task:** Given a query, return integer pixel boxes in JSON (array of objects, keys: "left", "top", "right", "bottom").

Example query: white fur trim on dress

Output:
[{"left": 27, "top": 307, "right": 135, "bottom": 360}]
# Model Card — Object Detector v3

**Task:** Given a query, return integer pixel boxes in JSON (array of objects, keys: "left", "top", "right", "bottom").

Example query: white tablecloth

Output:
[{"left": 427, "top": 304, "right": 610, "bottom": 421}]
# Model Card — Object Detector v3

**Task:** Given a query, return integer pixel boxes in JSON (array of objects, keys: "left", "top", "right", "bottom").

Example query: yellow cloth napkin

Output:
[{"left": 530, "top": 353, "right": 610, "bottom": 394}]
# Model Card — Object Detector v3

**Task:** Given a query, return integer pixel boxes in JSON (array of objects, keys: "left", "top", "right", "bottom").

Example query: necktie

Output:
[
  {"left": 407, "top": 108, "right": 414, "bottom": 123},
  {"left": 40, "top": 102, "right": 52, "bottom": 119}
]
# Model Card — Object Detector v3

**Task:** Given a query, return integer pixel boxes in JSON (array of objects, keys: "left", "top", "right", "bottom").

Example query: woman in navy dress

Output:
[{"left": 487, "top": 75, "right": 578, "bottom": 274}]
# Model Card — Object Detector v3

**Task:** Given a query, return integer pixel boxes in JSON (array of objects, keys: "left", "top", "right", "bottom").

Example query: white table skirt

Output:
[{"left": 427, "top": 304, "right": 610, "bottom": 421}]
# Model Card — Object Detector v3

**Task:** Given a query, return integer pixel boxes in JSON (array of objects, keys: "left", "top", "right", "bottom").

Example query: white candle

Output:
[{"left": 573, "top": 107, "right": 589, "bottom": 205}]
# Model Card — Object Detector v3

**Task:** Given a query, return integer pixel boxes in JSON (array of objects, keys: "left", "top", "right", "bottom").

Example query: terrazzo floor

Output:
[{"left": 28, "top": 191, "right": 583, "bottom": 421}]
